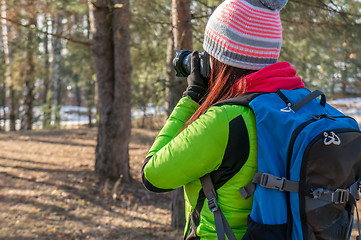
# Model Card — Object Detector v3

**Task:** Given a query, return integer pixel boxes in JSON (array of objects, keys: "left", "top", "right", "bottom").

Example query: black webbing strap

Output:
[
  {"left": 240, "top": 172, "right": 299, "bottom": 199},
  {"left": 200, "top": 174, "right": 237, "bottom": 240},
  {"left": 354, "top": 197, "right": 361, "bottom": 240},
  {"left": 276, "top": 89, "right": 292, "bottom": 106},
  {"left": 311, "top": 180, "right": 361, "bottom": 239},
  {"left": 311, "top": 179, "right": 361, "bottom": 204},
  {"left": 291, "top": 90, "right": 326, "bottom": 112}
]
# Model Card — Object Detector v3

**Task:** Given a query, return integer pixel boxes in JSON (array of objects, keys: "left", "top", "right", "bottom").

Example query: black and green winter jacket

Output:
[
  {"left": 142, "top": 95, "right": 258, "bottom": 239},
  {"left": 142, "top": 61, "right": 305, "bottom": 239}
]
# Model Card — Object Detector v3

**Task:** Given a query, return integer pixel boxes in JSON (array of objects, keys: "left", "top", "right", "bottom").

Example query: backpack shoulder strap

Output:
[
  {"left": 214, "top": 92, "right": 265, "bottom": 107},
  {"left": 200, "top": 174, "right": 237, "bottom": 240}
]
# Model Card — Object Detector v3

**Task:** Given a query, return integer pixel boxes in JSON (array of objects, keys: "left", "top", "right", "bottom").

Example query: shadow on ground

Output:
[{"left": 0, "top": 128, "right": 182, "bottom": 239}]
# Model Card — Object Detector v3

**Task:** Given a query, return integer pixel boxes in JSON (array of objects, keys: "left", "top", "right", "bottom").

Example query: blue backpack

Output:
[{"left": 201, "top": 88, "right": 361, "bottom": 240}]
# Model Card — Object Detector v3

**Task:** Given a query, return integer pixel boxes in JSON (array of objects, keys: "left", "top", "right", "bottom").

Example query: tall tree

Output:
[
  {"left": 1, "top": 0, "right": 15, "bottom": 131},
  {"left": 166, "top": 0, "right": 192, "bottom": 113},
  {"left": 0, "top": 0, "right": 8, "bottom": 131},
  {"left": 93, "top": 0, "right": 132, "bottom": 181},
  {"left": 0, "top": 27, "right": 4, "bottom": 131},
  {"left": 53, "top": 11, "right": 64, "bottom": 128},
  {"left": 170, "top": 0, "right": 192, "bottom": 230},
  {"left": 165, "top": 16, "right": 175, "bottom": 117},
  {"left": 42, "top": 11, "right": 52, "bottom": 129},
  {"left": 21, "top": 0, "right": 36, "bottom": 130},
  {"left": 86, "top": 0, "right": 96, "bottom": 127}
]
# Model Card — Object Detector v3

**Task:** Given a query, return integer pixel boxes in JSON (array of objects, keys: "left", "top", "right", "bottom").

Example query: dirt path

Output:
[{"left": 0, "top": 128, "right": 182, "bottom": 240}]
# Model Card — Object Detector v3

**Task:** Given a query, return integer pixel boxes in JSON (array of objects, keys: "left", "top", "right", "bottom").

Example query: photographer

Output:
[{"left": 142, "top": 0, "right": 304, "bottom": 239}]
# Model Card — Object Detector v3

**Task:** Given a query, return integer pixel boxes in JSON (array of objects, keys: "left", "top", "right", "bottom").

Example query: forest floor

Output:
[
  {"left": 0, "top": 127, "right": 360, "bottom": 240},
  {"left": 0, "top": 127, "right": 183, "bottom": 240}
]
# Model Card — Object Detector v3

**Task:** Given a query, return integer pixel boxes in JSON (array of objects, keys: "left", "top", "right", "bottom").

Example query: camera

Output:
[{"left": 173, "top": 50, "right": 210, "bottom": 78}]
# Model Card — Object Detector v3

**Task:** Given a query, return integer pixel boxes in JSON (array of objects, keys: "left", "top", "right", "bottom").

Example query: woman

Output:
[{"left": 142, "top": 0, "right": 304, "bottom": 239}]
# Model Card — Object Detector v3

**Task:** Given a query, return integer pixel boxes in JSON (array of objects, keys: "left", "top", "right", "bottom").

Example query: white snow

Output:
[
  {"left": 0, "top": 98, "right": 360, "bottom": 130},
  {"left": 329, "top": 98, "right": 361, "bottom": 126}
]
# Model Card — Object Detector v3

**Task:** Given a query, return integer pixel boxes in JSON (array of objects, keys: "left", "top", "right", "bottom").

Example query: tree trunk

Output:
[
  {"left": 171, "top": 0, "right": 192, "bottom": 105},
  {"left": 0, "top": 74, "right": 4, "bottom": 132},
  {"left": 53, "top": 11, "right": 64, "bottom": 128},
  {"left": 172, "top": 0, "right": 192, "bottom": 52},
  {"left": 93, "top": 0, "right": 115, "bottom": 178},
  {"left": 1, "top": 0, "right": 11, "bottom": 131},
  {"left": 171, "top": 184, "right": 186, "bottom": 229},
  {"left": 87, "top": 0, "right": 96, "bottom": 128},
  {"left": 112, "top": 0, "right": 132, "bottom": 182},
  {"left": 43, "top": 13, "right": 52, "bottom": 129},
  {"left": 0, "top": 1, "right": 5, "bottom": 131},
  {"left": 93, "top": 0, "right": 131, "bottom": 181},
  {"left": 9, "top": 87, "right": 16, "bottom": 131},
  {"left": 0, "top": 55, "right": 4, "bottom": 131},
  {"left": 170, "top": 0, "right": 192, "bottom": 230},
  {"left": 74, "top": 75, "right": 82, "bottom": 107},
  {"left": 165, "top": 16, "right": 175, "bottom": 117},
  {"left": 21, "top": 10, "right": 36, "bottom": 131}
]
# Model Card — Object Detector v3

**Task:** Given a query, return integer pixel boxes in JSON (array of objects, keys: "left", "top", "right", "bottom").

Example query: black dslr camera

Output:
[{"left": 173, "top": 50, "right": 210, "bottom": 78}]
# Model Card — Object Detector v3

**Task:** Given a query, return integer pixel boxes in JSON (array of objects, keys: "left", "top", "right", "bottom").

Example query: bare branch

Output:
[{"left": 0, "top": 15, "right": 92, "bottom": 46}]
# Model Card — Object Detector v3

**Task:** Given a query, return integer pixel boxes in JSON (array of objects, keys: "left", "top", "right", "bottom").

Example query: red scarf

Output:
[{"left": 233, "top": 61, "right": 305, "bottom": 94}]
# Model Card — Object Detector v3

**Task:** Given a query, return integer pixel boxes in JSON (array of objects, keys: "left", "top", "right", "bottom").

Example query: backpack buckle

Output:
[
  {"left": 260, "top": 173, "right": 287, "bottom": 191},
  {"left": 312, "top": 188, "right": 349, "bottom": 204},
  {"left": 333, "top": 189, "right": 349, "bottom": 204},
  {"left": 312, "top": 188, "right": 325, "bottom": 199},
  {"left": 208, "top": 198, "right": 219, "bottom": 212}
]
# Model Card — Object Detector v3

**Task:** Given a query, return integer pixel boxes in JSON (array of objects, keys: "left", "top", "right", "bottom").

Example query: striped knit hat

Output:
[{"left": 203, "top": 0, "right": 288, "bottom": 70}]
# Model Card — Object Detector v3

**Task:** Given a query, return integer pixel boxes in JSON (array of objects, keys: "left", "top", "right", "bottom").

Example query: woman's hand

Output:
[{"left": 183, "top": 51, "right": 210, "bottom": 104}]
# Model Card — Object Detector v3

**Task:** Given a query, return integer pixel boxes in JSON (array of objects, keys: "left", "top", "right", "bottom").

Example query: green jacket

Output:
[{"left": 142, "top": 96, "right": 257, "bottom": 239}]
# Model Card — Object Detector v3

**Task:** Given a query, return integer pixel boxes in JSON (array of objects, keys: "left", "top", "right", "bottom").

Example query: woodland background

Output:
[{"left": 0, "top": 0, "right": 361, "bottom": 239}]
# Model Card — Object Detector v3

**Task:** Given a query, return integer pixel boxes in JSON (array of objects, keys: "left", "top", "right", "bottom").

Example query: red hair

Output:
[{"left": 185, "top": 56, "right": 255, "bottom": 127}]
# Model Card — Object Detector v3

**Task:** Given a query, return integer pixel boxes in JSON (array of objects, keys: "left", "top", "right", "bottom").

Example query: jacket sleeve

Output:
[{"left": 142, "top": 96, "right": 229, "bottom": 192}]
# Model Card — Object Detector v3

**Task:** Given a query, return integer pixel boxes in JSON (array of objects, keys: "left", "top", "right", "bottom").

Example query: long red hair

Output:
[{"left": 185, "top": 56, "right": 255, "bottom": 127}]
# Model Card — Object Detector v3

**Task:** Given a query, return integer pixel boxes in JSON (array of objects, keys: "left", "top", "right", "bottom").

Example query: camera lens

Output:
[
  {"left": 173, "top": 50, "right": 210, "bottom": 78},
  {"left": 173, "top": 50, "right": 192, "bottom": 77}
]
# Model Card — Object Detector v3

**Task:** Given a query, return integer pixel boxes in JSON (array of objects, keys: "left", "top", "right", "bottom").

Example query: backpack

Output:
[{"left": 200, "top": 88, "right": 361, "bottom": 240}]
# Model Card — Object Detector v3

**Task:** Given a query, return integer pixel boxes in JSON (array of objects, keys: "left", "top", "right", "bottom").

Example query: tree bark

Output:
[
  {"left": 53, "top": 11, "right": 64, "bottom": 128},
  {"left": 9, "top": 87, "right": 16, "bottom": 131},
  {"left": 87, "top": 0, "right": 96, "bottom": 128},
  {"left": 93, "top": 0, "right": 131, "bottom": 181},
  {"left": 42, "top": 13, "right": 52, "bottom": 129},
  {"left": 0, "top": 0, "right": 6, "bottom": 131},
  {"left": 0, "top": 35, "right": 3, "bottom": 131},
  {"left": 93, "top": 0, "right": 115, "bottom": 178},
  {"left": 172, "top": 0, "right": 192, "bottom": 52},
  {"left": 171, "top": 0, "right": 192, "bottom": 107},
  {"left": 170, "top": 0, "right": 192, "bottom": 230},
  {"left": 165, "top": 16, "right": 175, "bottom": 117},
  {"left": 111, "top": 0, "right": 132, "bottom": 181},
  {"left": 21, "top": 7, "right": 36, "bottom": 131},
  {"left": 1, "top": 0, "right": 12, "bottom": 131}
]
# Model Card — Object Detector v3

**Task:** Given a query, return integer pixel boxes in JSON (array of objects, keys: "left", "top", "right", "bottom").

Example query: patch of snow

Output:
[{"left": 329, "top": 98, "right": 361, "bottom": 127}]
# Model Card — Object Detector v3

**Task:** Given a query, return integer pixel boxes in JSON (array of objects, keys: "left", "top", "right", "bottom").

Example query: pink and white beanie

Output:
[{"left": 203, "top": 0, "right": 288, "bottom": 70}]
